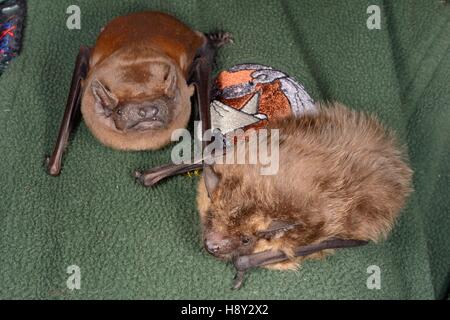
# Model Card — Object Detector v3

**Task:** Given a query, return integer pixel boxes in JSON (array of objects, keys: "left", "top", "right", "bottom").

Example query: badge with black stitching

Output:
[{"left": 210, "top": 64, "right": 316, "bottom": 142}]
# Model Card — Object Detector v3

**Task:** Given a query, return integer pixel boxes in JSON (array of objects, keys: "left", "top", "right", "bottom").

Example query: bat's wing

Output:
[{"left": 46, "top": 46, "right": 91, "bottom": 176}]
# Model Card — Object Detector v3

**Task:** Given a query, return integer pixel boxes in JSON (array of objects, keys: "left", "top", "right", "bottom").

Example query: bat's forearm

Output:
[
  {"left": 231, "top": 238, "right": 368, "bottom": 290},
  {"left": 234, "top": 239, "right": 369, "bottom": 271},
  {"left": 135, "top": 147, "right": 229, "bottom": 187},
  {"left": 46, "top": 46, "right": 90, "bottom": 176},
  {"left": 134, "top": 163, "right": 204, "bottom": 187}
]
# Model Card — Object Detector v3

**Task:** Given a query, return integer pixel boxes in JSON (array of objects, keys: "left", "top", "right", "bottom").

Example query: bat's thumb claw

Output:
[
  {"left": 133, "top": 170, "right": 156, "bottom": 188},
  {"left": 45, "top": 155, "right": 62, "bottom": 177},
  {"left": 133, "top": 170, "right": 144, "bottom": 182},
  {"left": 231, "top": 271, "right": 246, "bottom": 290},
  {"left": 133, "top": 170, "right": 142, "bottom": 178}
]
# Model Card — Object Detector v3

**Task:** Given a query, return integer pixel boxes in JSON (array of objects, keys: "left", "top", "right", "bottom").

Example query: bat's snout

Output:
[
  {"left": 204, "top": 233, "right": 235, "bottom": 257},
  {"left": 113, "top": 101, "right": 170, "bottom": 131}
]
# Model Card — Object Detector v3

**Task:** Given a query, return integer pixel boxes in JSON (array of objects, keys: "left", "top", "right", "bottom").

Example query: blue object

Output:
[{"left": 0, "top": 0, "right": 26, "bottom": 74}]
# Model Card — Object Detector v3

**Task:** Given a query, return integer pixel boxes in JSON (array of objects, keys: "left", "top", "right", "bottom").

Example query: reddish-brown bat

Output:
[
  {"left": 197, "top": 103, "right": 413, "bottom": 288},
  {"left": 46, "top": 11, "right": 231, "bottom": 176}
]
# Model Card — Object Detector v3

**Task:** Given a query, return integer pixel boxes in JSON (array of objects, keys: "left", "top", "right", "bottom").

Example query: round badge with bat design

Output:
[{"left": 210, "top": 64, "right": 316, "bottom": 143}]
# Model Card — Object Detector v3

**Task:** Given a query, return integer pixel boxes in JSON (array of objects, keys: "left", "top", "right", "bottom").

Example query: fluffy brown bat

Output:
[
  {"left": 197, "top": 103, "right": 413, "bottom": 275},
  {"left": 46, "top": 11, "right": 231, "bottom": 176}
]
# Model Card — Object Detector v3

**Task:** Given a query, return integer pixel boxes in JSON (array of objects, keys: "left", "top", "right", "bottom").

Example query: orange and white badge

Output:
[{"left": 210, "top": 64, "right": 316, "bottom": 139}]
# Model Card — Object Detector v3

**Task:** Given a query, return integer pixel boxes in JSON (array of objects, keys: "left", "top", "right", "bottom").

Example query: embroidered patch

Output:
[{"left": 210, "top": 64, "right": 316, "bottom": 142}]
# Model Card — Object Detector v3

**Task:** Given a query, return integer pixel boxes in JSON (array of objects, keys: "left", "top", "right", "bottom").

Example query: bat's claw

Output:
[
  {"left": 207, "top": 31, "right": 234, "bottom": 48},
  {"left": 45, "top": 155, "right": 61, "bottom": 177},
  {"left": 133, "top": 170, "right": 146, "bottom": 185},
  {"left": 133, "top": 170, "right": 142, "bottom": 179},
  {"left": 133, "top": 169, "right": 159, "bottom": 188}
]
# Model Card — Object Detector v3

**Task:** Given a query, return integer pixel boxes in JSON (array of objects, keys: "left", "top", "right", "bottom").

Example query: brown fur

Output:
[
  {"left": 197, "top": 102, "right": 413, "bottom": 270},
  {"left": 80, "top": 11, "right": 204, "bottom": 150}
]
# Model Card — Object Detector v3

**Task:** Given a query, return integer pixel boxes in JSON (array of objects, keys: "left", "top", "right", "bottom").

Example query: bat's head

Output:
[
  {"left": 198, "top": 166, "right": 305, "bottom": 260},
  {"left": 202, "top": 207, "right": 265, "bottom": 260},
  {"left": 90, "top": 61, "right": 183, "bottom": 133}
]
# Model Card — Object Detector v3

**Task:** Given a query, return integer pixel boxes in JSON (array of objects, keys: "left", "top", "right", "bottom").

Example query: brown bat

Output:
[
  {"left": 46, "top": 11, "right": 231, "bottom": 176},
  {"left": 196, "top": 103, "right": 413, "bottom": 288}
]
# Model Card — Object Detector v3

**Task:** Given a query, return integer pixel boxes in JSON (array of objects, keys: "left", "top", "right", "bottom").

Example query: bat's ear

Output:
[
  {"left": 257, "top": 220, "right": 304, "bottom": 240},
  {"left": 164, "top": 64, "right": 177, "bottom": 98},
  {"left": 203, "top": 166, "right": 220, "bottom": 197},
  {"left": 91, "top": 79, "right": 118, "bottom": 116}
]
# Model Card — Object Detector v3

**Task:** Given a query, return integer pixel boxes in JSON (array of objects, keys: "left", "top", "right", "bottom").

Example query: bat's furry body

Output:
[
  {"left": 81, "top": 11, "right": 204, "bottom": 150},
  {"left": 197, "top": 103, "right": 413, "bottom": 270}
]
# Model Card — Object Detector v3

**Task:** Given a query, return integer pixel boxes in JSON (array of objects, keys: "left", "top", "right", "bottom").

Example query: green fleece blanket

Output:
[{"left": 0, "top": 0, "right": 449, "bottom": 299}]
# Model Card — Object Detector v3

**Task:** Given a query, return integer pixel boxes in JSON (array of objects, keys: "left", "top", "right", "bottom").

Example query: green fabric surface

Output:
[{"left": 0, "top": 0, "right": 449, "bottom": 299}]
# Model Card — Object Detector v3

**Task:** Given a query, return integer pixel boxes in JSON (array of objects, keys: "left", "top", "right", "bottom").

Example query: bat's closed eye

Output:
[{"left": 241, "top": 236, "right": 251, "bottom": 246}]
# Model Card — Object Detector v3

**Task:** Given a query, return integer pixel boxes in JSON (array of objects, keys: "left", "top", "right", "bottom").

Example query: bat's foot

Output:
[
  {"left": 45, "top": 155, "right": 61, "bottom": 177},
  {"left": 207, "top": 31, "right": 233, "bottom": 48}
]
